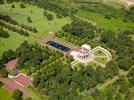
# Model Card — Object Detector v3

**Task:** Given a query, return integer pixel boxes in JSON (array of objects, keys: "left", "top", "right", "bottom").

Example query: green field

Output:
[
  {"left": 0, "top": 86, "right": 13, "bottom": 100},
  {"left": 27, "top": 86, "right": 47, "bottom": 100},
  {"left": 0, "top": 2, "right": 71, "bottom": 36},
  {"left": 0, "top": 28, "right": 35, "bottom": 55},
  {"left": 93, "top": 50, "right": 107, "bottom": 57},
  {"left": 77, "top": 10, "right": 134, "bottom": 32},
  {"left": 95, "top": 57, "right": 108, "bottom": 65}
]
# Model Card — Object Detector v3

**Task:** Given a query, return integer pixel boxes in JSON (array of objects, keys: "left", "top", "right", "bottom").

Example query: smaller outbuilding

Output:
[{"left": 8, "top": 69, "right": 20, "bottom": 79}]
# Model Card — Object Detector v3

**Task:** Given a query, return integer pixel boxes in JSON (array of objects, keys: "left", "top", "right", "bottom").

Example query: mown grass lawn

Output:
[
  {"left": 95, "top": 57, "right": 108, "bottom": 65},
  {"left": 27, "top": 86, "right": 47, "bottom": 100},
  {"left": 0, "top": 86, "right": 13, "bottom": 100},
  {"left": 77, "top": 10, "right": 134, "bottom": 32},
  {"left": 0, "top": 2, "right": 71, "bottom": 36},
  {"left": 0, "top": 28, "right": 36, "bottom": 56}
]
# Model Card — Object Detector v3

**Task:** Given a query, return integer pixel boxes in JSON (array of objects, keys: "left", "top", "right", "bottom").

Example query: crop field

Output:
[
  {"left": 77, "top": 10, "right": 134, "bottom": 32},
  {"left": 0, "top": 86, "right": 13, "bottom": 100},
  {"left": 0, "top": 2, "right": 71, "bottom": 36}
]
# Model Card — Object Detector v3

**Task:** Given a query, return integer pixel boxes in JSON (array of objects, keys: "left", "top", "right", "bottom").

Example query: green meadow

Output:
[
  {"left": 0, "top": 28, "right": 35, "bottom": 55},
  {"left": 0, "top": 86, "right": 13, "bottom": 100},
  {"left": 77, "top": 10, "right": 134, "bottom": 32},
  {"left": 0, "top": 2, "right": 71, "bottom": 36}
]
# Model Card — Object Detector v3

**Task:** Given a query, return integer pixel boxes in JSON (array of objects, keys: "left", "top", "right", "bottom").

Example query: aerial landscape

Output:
[{"left": 0, "top": 0, "right": 134, "bottom": 100}]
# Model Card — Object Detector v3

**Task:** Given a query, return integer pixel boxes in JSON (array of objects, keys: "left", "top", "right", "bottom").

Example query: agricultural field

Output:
[
  {"left": 0, "top": 86, "right": 13, "bottom": 100},
  {"left": 0, "top": 2, "right": 71, "bottom": 36}
]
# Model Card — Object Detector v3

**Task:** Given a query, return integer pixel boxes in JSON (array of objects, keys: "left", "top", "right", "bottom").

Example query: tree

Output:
[
  {"left": 47, "top": 14, "right": 53, "bottom": 20},
  {"left": 20, "top": 3, "right": 26, "bottom": 8},
  {"left": 12, "top": 89, "right": 23, "bottom": 100},
  {"left": 11, "top": 4, "right": 15, "bottom": 8},
  {"left": 0, "top": 81, "right": 3, "bottom": 87},
  {"left": 0, "top": 68, "right": 8, "bottom": 77},
  {"left": 27, "top": 17, "right": 32, "bottom": 23},
  {"left": 0, "top": 0, "right": 4, "bottom": 4},
  {"left": 0, "top": 28, "right": 9, "bottom": 38}
]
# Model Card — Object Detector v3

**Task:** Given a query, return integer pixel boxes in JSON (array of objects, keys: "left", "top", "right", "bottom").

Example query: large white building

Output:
[{"left": 70, "top": 44, "right": 94, "bottom": 65}]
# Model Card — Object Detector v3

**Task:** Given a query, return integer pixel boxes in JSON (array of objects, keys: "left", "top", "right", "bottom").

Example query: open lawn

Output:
[
  {"left": 27, "top": 86, "right": 47, "bottom": 100},
  {"left": 0, "top": 2, "right": 71, "bottom": 36},
  {"left": 77, "top": 10, "right": 134, "bottom": 32},
  {"left": 93, "top": 50, "right": 107, "bottom": 57},
  {"left": 95, "top": 56, "right": 108, "bottom": 65},
  {"left": 0, "top": 28, "right": 35, "bottom": 56},
  {"left": 0, "top": 86, "right": 13, "bottom": 100}
]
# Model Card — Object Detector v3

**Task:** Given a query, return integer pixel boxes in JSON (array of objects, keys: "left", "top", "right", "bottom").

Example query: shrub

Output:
[
  {"left": 27, "top": 17, "right": 32, "bottom": 23},
  {"left": 0, "top": 81, "right": 3, "bottom": 87},
  {"left": 20, "top": 3, "right": 26, "bottom": 8},
  {"left": 12, "top": 89, "right": 23, "bottom": 100}
]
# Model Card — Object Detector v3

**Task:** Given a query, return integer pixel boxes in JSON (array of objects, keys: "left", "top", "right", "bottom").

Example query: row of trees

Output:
[
  {"left": 0, "top": 21, "right": 29, "bottom": 37},
  {"left": 0, "top": 15, "right": 37, "bottom": 33},
  {"left": 55, "top": 18, "right": 100, "bottom": 47},
  {"left": 0, "top": 27, "right": 9, "bottom": 38},
  {"left": 21, "top": 0, "right": 76, "bottom": 18}
]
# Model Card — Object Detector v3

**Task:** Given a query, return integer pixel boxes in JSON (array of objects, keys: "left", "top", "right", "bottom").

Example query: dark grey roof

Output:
[{"left": 9, "top": 69, "right": 19, "bottom": 76}]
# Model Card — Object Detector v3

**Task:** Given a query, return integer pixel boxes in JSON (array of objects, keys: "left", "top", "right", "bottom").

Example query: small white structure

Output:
[
  {"left": 70, "top": 44, "right": 94, "bottom": 67},
  {"left": 8, "top": 69, "right": 20, "bottom": 79}
]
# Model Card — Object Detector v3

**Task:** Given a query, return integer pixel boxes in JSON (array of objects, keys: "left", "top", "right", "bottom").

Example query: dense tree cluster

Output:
[
  {"left": 0, "top": 49, "right": 15, "bottom": 77},
  {"left": 0, "top": 27, "right": 9, "bottom": 38},
  {"left": 122, "top": 6, "right": 134, "bottom": 22},
  {"left": 100, "top": 30, "right": 134, "bottom": 70},
  {"left": 43, "top": 11, "right": 53, "bottom": 21},
  {"left": 14, "top": 41, "right": 64, "bottom": 74},
  {"left": 0, "top": 49, "right": 16, "bottom": 68},
  {"left": 0, "top": 0, "right": 4, "bottom": 4},
  {"left": 32, "top": 60, "right": 119, "bottom": 100},
  {"left": 90, "top": 75, "right": 134, "bottom": 100},
  {"left": 55, "top": 18, "right": 99, "bottom": 46},
  {"left": 0, "top": 15, "right": 38, "bottom": 33}
]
